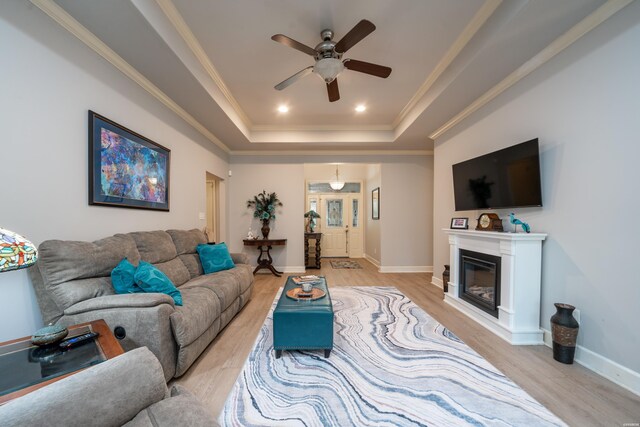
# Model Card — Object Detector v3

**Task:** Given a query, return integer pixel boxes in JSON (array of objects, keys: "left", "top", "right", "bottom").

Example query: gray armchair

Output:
[{"left": 0, "top": 347, "right": 219, "bottom": 427}]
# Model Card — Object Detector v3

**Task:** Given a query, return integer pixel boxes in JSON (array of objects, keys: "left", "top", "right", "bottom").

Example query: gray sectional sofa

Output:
[{"left": 29, "top": 229, "right": 253, "bottom": 379}]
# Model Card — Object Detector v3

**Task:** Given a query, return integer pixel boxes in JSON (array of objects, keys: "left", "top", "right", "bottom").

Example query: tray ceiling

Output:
[{"left": 42, "top": 0, "right": 616, "bottom": 154}]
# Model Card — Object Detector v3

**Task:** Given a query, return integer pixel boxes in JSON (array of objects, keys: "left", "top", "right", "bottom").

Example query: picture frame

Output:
[
  {"left": 372, "top": 187, "right": 380, "bottom": 220},
  {"left": 450, "top": 217, "right": 469, "bottom": 229},
  {"left": 89, "top": 111, "right": 170, "bottom": 211}
]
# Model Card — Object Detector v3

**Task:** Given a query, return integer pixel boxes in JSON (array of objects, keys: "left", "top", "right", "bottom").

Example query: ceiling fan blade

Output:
[
  {"left": 271, "top": 34, "right": 317, "bottom": 56},
  {"left": 274, "top": 66, "right": 314, "bottom": 90},
  {"left": 334, "top": 19, "right": 376, "bottom": 53},
  {"left": 344, "top": 59, "right": 392, "bottom": 78},
  {"left": 327, "top": 79, "right": 340, "bottom": 102}
]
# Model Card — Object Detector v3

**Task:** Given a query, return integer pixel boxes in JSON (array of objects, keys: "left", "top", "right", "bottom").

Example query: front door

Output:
[{"left": 322, "top": 196, "right": 349, "bottom": 257}]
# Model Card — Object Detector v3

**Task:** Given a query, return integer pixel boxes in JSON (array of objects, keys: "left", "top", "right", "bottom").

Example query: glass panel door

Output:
[
  {"left": 326, "top": 199, "right": 343, "bottom": 227},
  {"left": 322, "top": 197, "right": 348, "bottom": 257}
]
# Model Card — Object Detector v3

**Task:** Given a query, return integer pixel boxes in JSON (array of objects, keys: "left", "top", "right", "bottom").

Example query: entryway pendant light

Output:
[{"left": 329, "top": 165, "right": 345, "bottom": 191}]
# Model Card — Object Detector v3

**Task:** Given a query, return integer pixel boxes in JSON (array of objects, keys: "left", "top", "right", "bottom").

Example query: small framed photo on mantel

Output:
[{"left": 450, "top": 217, "right": 469, "bottom": 229}]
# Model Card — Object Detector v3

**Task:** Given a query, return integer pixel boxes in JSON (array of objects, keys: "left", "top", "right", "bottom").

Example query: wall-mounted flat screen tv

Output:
[{"left": 452, "top": 138, "right": 542, "bottom": 211}]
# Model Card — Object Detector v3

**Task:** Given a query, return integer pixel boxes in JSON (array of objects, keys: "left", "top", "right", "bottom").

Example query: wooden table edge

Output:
[{"left": 0, "top": 319, "right": 124, "bottom": 405}]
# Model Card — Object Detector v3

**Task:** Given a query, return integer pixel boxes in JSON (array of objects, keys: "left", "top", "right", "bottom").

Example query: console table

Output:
[
  {"left": 243, "top": 238, "right": 287, "bottom": 277},
  {"left": 304, "top": 232, "right": 322, "bottom": 269}
]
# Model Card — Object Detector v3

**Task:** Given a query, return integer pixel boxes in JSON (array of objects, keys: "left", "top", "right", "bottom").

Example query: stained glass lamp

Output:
[{"left": 0, "top": 227, "right": 38, "bottom": 272}]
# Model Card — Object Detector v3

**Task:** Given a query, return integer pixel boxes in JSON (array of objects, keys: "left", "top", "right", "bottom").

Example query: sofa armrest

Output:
[
  {"left": 231, "top": 252, "right": 250, "bottom": 265},
  {"left": 64, "top": 293, "right": 174, "bottom": 316},
  {"left": 0, "top": 348, "right": 167, "bottom": 427},
  {"left": 59, "top": 294, "right": 178, "bottom": 379}
]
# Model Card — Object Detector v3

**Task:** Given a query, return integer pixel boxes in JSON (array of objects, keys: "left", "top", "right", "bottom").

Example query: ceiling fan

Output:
[{"left": 271, "top": 19, "right": 392, "bottom": 102}]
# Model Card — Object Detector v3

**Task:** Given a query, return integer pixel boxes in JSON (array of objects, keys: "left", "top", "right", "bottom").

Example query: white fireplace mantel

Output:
[{"left": 443, "top": 229, "right": 547, "bottom": 345}]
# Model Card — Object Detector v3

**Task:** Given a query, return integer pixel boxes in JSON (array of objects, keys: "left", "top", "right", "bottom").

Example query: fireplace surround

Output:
[
  {"left": 443, "top": 229, "right": 547, "bottom": 345},
  {"left": 459, "top": 249, "right": 501, "bottom": 318}
]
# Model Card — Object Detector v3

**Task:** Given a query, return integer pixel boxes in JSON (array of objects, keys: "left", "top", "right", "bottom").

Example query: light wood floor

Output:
[{"left": 173, "top": 258, "right": 640, "bottom": 426}]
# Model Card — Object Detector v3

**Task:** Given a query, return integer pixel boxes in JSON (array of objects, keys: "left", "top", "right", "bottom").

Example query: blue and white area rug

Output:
[{"left": 220, "top": 287, "right": 565, "bottom": 426}]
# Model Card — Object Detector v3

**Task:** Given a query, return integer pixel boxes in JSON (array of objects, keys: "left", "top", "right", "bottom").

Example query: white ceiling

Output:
[{"left": 49, "top": 0, "right": 609, "bottom": 153}]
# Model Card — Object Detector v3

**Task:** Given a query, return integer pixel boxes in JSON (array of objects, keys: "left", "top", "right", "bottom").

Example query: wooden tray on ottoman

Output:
[{"left": 286, "top": 287, "right": 326, "bottom": 301}]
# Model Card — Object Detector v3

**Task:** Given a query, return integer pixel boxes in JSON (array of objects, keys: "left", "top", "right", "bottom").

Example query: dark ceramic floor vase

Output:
[{"left": 550, "top": 303, "right": 579, "bottom": 364}]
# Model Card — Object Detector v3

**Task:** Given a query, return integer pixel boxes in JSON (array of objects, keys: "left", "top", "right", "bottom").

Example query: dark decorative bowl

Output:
[{"left": 31, "top": 324, "right": 68, "bottom": 346}]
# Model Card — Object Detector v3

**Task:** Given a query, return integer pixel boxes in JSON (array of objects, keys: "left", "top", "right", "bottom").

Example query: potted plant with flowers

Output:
[{"left": 247, "top": 191, "right": 283, "bottom": 239}]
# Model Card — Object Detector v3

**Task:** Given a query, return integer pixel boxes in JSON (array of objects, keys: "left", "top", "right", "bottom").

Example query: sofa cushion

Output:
[
  {"left": 51, "top": 277, "right": 115, "bottom": 310},
  {"left": 111, "top": 258, "right": 142, "bottom": 294},
  {"left": 235, "top": 264, "right": 254, "bottom": 294},
  {"left": 167, "top": 229, "right": 207, "bottom": 255},
  {"left": 169, "top": 287, "right": 220, "bottom": 347},
  {"left": 37, "top": 234, "right": 140, "bottom": 286},
  {"left": 135, "top": 262, "right": 182, "bottom": 306},
  {"left": 154, "top": 258, "right": 191, "bottom": 287},
  {"left": 129, "top": 231, "right": 177, "bottom": 264},
  {"left": 178, "top": 254, "right": 204, "bottom": 279},
  {"left": 197, "top": 243, "right": 235, "bottom": 274},
  {"left": 125, "top": 385, "right": 218, "bottom": 427},
  {"left": 182, "top": 270, "right": 241, "bottom": 311}
]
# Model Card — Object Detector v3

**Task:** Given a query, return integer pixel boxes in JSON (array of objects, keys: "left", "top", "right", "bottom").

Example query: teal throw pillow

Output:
[
  {"left": 134, "top": 261, "right": 183, "bottom": 306},
  {"left": 111, "top": 258, "right": 142, "bottom": 294},
  {"left": 197, "top": 242, "right": 235, "bottom": 274}
]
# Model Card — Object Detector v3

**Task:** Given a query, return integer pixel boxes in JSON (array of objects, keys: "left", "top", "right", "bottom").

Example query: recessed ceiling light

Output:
[
  {"left": 355, "top": 105, "right": 366, "bottom": 113},
  {"left": 277, "top": 105, "right": 289, "bottom": 113}
]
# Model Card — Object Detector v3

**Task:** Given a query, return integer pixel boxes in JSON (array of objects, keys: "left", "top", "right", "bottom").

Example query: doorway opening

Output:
[
  {"left": 304, "top": 164, "right": 367, "bottom": 259},
  {"left": 205, "top": 172, "right": 221, "bottom": 243}
]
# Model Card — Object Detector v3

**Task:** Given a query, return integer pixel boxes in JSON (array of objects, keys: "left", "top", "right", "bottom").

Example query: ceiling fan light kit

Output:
[
  {"left": 272, "top": 20, "right": 392, "bottom": 102},
  {"left": 313, "top": 58, "right": 344, "bottom": 83}
]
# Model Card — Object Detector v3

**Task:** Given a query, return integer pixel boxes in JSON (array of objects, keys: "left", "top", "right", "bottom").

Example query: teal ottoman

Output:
[{"left": 273, "top": 276, "right": 333, "bottom": 358}]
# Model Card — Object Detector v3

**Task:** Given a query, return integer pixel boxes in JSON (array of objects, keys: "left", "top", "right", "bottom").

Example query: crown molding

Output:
[
  {"left": 154, "top": 0, "right": 252, "bottom": 127},
  {"left": 229, "top": 150, "right": 433, "bottom": 157},
  {"left": 251, "top": 124, "right": 394, "bottom": 132},
  {"left": 392, "top": 0, "right": 502, "bottom": 128},
  {"left": 29, "top": 0, "right": 231, "bottom": 153},
  {"left": 429, "top": 0, "right": 633, "bottom": 140},
  {"left": 31, "top": 0, "right": 626, "bottom": 151}
]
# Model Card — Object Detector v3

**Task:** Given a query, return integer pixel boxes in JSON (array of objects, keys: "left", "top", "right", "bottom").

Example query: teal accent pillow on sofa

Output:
[
  {"left": 134, "top": 261, "right": 183, "bottom": 306},
  {"left": 111, "top": 258, "right": 143, "bottom": 294},
  {"left": 197, "top": 243, "right": 235, "bottom": 274}
]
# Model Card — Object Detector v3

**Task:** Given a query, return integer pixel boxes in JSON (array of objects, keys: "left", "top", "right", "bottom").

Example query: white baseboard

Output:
[
  {"left": 431, "top": 276, "right": 443, "bottom": 289},
  {"left": 363, "top": 253, "right": 380, "bottom": 268},
  {"left": 255, "top": 266, "right": 306, "bottom": 274},
  {"left": 542, "top": 329, "right": 640, "bottom": 396},
  {"left": 379, "top": 266, "right": 433, "bottom": 273}
]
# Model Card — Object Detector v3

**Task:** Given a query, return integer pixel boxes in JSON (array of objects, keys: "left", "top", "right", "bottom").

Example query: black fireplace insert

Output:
[{"left": 459, "top": 249, "right": 501, "bottom": 317}]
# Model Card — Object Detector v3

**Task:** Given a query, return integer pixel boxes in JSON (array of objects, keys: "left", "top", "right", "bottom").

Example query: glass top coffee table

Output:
[{"left": 0, "top": 319, "right": 124, "bottom": 404}]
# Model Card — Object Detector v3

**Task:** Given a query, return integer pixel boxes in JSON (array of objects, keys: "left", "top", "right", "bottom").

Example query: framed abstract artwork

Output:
[
  {"left": 372, "top": 187, "right": 380, "bottom": 220},
  {"left": 89, "top": 111, "right": 170, "bottom": 211}
]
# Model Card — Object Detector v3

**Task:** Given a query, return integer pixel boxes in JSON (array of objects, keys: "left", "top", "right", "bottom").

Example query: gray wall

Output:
[
  {"left": 381, "top": 159, "right": 434, "bottom": 270},
  {"left": 227, "top": 160, "right": 306, "bottom": 271},
  {"left": 365, "top": 164, "right": 381, "bottom": 264},
  {"left": 0, "top": 2, "right": 229, "bottom": 340},
  {"left": 228, "top": 155, "right": 434, "bottom": 272},
  {"left": 433, "top": 5, "right": 640, "bottom": 373}
]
